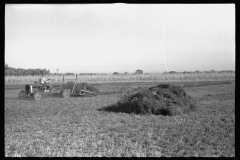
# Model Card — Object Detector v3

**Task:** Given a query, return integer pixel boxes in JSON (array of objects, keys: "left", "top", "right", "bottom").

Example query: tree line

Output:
[
  {"left": 5, "top": 64, "right": 51, "bottom": 76},
  {"left": 5, "top": 64, "right": 234, "bottom": 76}
]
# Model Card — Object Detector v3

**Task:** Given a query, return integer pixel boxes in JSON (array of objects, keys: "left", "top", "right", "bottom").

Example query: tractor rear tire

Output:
[
  {"left": 33, "top": 91, "right": 42, "bottom": 101},
  {"left": 18, "top": 90, "right": 26, "bottom": 98},
  {"left": 61, "top": 89, "right": 70, "bottom": 98}
]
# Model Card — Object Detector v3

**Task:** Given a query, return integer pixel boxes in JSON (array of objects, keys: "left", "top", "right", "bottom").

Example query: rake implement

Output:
[{"left": 66, "top": 75, "right": 98, "bottom": 96}]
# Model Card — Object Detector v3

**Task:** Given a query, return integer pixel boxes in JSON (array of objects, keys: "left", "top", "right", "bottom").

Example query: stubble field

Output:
[{"left": 5, "top": 80, "right": 235, "bottom": 157}]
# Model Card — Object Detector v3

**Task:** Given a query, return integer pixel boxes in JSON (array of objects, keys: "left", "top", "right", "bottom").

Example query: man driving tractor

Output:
[{"left": 39, "top": 71, "right": 51, "bottom": 89}]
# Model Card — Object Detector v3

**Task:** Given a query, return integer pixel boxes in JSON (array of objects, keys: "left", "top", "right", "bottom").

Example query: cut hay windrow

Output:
[{"left": 99, "top": 84, "right": 197, "bottom": 116}]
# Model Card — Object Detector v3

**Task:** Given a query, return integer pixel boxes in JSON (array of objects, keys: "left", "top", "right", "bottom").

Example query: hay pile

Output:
[
  {"left": 62, "top": 82, "right": 100, "bottom": 95},
  {"left": 100, "top": 84, "right": 196, "bottom": 116}
]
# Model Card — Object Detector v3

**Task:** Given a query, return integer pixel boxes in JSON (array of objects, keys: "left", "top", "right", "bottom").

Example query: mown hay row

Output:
[{"left": 99, "top": 84, "right": 197, "bottom": 116}]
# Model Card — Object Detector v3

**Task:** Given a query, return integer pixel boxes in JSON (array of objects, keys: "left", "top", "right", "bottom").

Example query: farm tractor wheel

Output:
[
  {"left": 61, "top": 89, "right": 70, "bottom": 98},
  {"left": 18, "top": 90, "right": 26, "bottom": 98},
  {"left": 33, "top": 91, "right": 42, "bottom": 101}
]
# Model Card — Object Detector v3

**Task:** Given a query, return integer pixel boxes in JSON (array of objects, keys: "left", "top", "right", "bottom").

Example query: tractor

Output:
[
  {"left": 18, "top": 78, "right": 70, "bottom": 101},
  {"left": 18, "top": 75, "right": 99, "bottom": 101}
]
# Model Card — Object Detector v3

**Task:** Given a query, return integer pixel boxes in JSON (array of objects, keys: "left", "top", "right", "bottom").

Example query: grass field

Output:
[{"left": 5, "top": 80, "right": 235, "bottom": 157}]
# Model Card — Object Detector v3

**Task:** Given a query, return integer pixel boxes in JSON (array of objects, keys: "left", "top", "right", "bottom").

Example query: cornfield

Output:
[{"left": 5, "top": 72, "right": 235, "bottom": 84}]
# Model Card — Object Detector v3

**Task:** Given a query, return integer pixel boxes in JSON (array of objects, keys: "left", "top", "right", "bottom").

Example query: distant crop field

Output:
[{"left": 5, "top": 72, "right": 235, "bottom": 84}]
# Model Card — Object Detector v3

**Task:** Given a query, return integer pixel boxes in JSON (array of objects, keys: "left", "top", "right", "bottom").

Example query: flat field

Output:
[{"left": 5, "top": 80, "right": 235, "bottom": 157}]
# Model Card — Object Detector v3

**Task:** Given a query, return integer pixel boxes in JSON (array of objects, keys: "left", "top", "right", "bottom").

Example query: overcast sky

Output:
[{"left": 5, "top": 4, "right": 235, "bottom": 74}]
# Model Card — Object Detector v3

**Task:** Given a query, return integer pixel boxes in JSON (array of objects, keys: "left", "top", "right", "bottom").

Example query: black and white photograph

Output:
[{"left": 5, "top": 4, "right": 235, "bottom": 157}]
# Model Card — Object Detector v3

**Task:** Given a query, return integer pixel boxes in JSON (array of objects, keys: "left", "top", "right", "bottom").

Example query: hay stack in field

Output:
[
  {"left": 62, "top": 82, "right": 100, "bottom": 95},
  {"left": 100, "top": 84, "right": 196, "bottom": 116}
]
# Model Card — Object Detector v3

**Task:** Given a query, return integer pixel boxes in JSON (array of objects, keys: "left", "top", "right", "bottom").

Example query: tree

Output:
[
  {"left": 195, "top": 70, "right": 200, "bottom": 73},
  {"left": 5, "top": 63, "right": 9, "bottom": 69},
  {"left": 168, "top": 71, "right": 177, "bottom": 74},
  {"left": 5, "top": 69, "right": 10, "bottom": 76},
  {"left": 65, "top": 73, "right": 75, "bottom": 76},
  {"left": 113, "top": 72, "right": 119, "bottom": 75},
  {"left": 210, "top": 69, "right": 215, "bottom": 73},
  {"left": 135, "top": 69, "right": 143, "bottom": 74}
]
